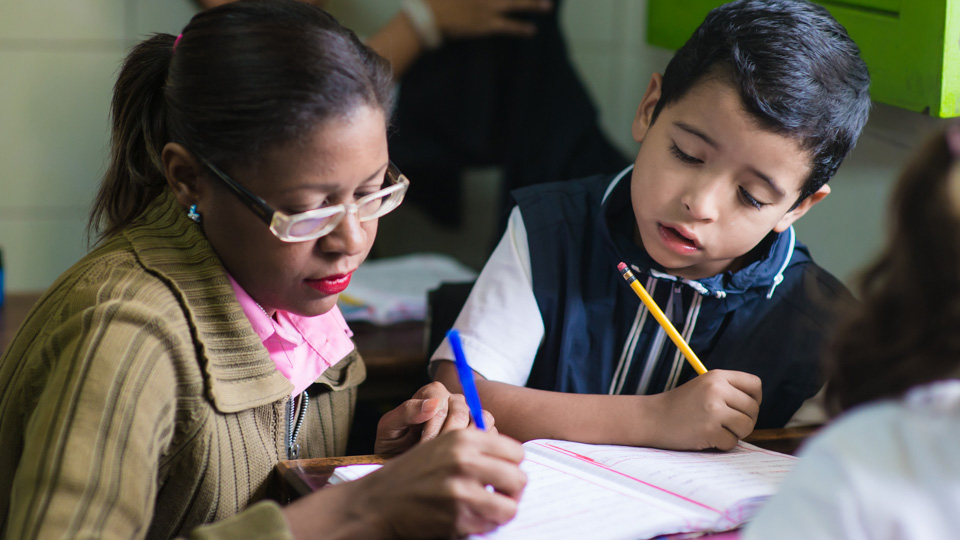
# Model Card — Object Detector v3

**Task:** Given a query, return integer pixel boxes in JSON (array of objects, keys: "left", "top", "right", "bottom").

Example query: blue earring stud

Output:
[{"left": 187, "top": 204, "right": 201, "bottom": 223}]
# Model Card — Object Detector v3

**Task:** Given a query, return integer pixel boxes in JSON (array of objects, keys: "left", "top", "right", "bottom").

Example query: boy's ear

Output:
[
  {"left": 773, "top": 184, "right": 831, "bottom": 233},
  {"left": 632, "top": 73, "right": 664, "bottom": 144},
  {"left": 162, "top": 142, "right": 205, "bottom": 210}
]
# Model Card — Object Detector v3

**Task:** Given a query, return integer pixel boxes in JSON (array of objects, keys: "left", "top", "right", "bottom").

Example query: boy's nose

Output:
[{"left": 681, "top": 183, "right": 721, "bottom": 222}]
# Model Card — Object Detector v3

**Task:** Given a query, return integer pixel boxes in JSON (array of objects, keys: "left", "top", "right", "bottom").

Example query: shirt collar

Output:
[{"left": 227, "top": 275, "right": 354, "bottom": 352}]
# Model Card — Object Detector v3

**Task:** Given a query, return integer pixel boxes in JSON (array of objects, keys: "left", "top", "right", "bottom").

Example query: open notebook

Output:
[{"left": 329, "top": 438, "right": 795, "bottom": 540}]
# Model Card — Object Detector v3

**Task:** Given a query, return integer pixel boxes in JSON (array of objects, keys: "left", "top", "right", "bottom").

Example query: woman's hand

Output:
[
  {"left": 374, "top": 381, "right": 495, "bottom": 454},
  {"left": 355, "top": 429, "right": 527, "bottom": 538},
  {"left": 428, "top": 0, "right": 553, "bottom": 39},
  {"left": 283, "top": 429, "right": 526, "bottom": 540}
]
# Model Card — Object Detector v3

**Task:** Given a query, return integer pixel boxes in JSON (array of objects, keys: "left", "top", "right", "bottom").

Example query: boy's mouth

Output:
[{"left": 658, "top": 223, "right": 701, "bottom": 252}]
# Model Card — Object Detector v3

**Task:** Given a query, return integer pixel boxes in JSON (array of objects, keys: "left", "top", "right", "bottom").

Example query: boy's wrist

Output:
[{"left": 622, "top": 393, "right": 667, "bottom": 448}]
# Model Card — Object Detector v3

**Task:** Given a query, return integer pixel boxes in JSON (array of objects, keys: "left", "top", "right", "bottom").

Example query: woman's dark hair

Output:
[
  {"left": 825, "top": 126, "right": 960, "bottom": 414},
  {"left": 89, "top": 0, "right": 394, "bottom": 241},
  {"left": 652, "top": 0, "right": 871, "bottom": 203}
]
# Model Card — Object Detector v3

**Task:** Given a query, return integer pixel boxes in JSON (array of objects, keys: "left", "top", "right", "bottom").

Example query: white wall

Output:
[
  {"left": 0, "top": 0, "right": 948, "bottom": 293},
  {"left": 0, "top": 0, "right": 198, "bottom": 293}
]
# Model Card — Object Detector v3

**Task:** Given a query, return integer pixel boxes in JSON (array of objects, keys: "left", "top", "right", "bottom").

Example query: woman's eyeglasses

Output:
[{"left": 199, "top": 157, "right": 409, "bottom": 243}]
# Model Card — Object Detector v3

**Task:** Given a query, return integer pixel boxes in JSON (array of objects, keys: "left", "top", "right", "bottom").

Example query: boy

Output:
[{"left": 430, "top": 0, "right": 870, "bottom": 451}]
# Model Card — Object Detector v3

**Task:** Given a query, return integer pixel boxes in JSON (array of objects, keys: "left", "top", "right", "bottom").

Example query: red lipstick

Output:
[{"left": 306, "top": 272, "right": 352, "bottom": 295}]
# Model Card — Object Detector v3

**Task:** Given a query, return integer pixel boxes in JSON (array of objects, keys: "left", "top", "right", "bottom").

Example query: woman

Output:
[{"left": 0, "top": 2, "right": 525, "bottom": 539}]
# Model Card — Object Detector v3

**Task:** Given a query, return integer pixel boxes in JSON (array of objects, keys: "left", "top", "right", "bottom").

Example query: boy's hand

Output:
[
  {"left": 375, "top": 381, "right": 496, "bottom": 454},
  {"left": 649, "top": 369, "right": 761, "bottom": 451},
  {"left": 429, "top": 0, "right": 553, "bottom": 39}
]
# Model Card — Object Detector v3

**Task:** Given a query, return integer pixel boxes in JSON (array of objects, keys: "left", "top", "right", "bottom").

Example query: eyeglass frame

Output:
[{"left": 197, "top": 156, "right": 409, "bottom": 243}]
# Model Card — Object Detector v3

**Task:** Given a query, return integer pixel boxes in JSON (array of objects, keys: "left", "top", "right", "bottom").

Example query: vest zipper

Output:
[{"left": 287, "top": 391, "right": 308, "bottom": 459}]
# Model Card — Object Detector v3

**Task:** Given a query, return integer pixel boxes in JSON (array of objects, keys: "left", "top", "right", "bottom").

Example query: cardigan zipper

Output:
[{"left": 287, "top": 391, "right": 309, "bottom": 459}]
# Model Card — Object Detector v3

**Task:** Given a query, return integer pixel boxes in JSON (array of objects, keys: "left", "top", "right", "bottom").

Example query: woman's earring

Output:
[{"left": 187, "top": 204, "right": 201, "bottom": 223}]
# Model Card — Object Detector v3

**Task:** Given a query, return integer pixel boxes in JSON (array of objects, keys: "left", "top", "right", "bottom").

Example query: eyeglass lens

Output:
[{"left": 286, "top": 188, "right": 398, "bottom": 239}]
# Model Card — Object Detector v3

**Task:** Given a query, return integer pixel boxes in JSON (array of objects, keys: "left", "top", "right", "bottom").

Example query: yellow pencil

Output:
[{"left": 617, "top": 262, "right": 708, "bottom": 375}]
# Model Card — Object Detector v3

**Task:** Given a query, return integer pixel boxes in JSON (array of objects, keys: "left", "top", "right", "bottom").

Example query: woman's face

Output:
[{"left": 198, "top": 104, "right": 388, "bottom": 317}]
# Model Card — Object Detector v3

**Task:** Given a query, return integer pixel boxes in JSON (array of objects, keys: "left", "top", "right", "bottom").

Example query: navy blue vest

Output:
[{"left": 512, "top": 170, "right": 853, "bottom": 428}]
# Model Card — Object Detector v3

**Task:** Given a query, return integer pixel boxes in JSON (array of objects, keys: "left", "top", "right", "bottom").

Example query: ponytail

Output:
[
  {"left": 87, "top": 1, "right": 394, "bottom": 244},
  {"left": 89, "top": 33, "right": 176, "bottom": 243}
]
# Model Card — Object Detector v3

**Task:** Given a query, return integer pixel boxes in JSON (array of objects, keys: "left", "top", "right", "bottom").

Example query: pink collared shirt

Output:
[{"left": 228, "top": 276, "right": 355, "bottom": 396}]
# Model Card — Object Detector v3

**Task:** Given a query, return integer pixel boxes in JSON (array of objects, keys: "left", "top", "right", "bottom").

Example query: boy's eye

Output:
[
  {"left": 738, "top": 187, "right": 769, "bottom": 210},
  {"left": 669, "top": 143, "right": 703, "bottom": 165}
]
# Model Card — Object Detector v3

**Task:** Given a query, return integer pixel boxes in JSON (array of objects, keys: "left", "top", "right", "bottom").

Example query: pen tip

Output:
[{"left": 617, "top": 262, "right": 627, "bottom": 272}]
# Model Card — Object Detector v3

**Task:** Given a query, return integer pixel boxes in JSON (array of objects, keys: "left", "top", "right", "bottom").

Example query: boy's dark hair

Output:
[
  {"left": 89, "top": 0, "right": 394, "bottom": 242},
  {"left": 825, "top": 127, "right": 960, "bottom": 414},
  {"left": 651, "top": 0, "right": 871, "bottom": 202}
]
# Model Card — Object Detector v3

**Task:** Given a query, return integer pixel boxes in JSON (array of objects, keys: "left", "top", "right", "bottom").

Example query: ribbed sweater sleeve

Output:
[
  {"left": 4, "top": 283, "right": 184, "bottom": 539},
  {"left": 185, "top": 501, "right": 292, "bottom": 540},
  {"left": 2, "top": 278, "right": 297, "bottom": 540}
]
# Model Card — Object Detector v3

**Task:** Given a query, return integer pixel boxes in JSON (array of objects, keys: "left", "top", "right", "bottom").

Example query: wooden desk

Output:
[
  {"left": 740, "top": 425, "right": 820, "bottom": 456},
  {"left": 276, "top": 454, "right": 391, "bottom": 501},
  {"left": 276, "top": 425, "right": 821, "bottom": 501},
  {"left": 348, "top": 320, "right": 428, "bottom": 402}
]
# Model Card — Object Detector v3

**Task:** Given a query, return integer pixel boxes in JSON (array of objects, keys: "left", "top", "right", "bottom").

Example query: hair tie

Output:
[{"left": 173, "top": 33, "right": 183, "bottom": 53}]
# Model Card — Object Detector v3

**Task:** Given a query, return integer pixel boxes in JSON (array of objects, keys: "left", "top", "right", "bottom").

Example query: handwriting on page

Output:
[
  {"left": 471, "top": 439, "right": 796, "bottom": 540},
  {"left": 474, "top": 452, "right": 713, "bottom": 540},
  {"left": 536, "top": 440, "right": 794, "bottom": 512}
]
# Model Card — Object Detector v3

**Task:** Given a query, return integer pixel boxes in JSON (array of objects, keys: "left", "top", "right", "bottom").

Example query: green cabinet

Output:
[{"left": 647, "top": 0, "right": 960, "bottom": 118}]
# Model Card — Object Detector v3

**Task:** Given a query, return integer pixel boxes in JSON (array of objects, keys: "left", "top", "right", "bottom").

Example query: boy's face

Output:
[{"left": 630, "top": 74, "right": 830, "bottom": 281}]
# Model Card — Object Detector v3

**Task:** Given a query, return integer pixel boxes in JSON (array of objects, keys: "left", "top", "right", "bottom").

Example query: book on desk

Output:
[{"left": 329, "top": 437, "right": 795, "bottom": 540}]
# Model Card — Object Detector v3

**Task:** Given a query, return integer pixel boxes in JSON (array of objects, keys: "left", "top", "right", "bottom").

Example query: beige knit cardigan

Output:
[{"left": 0, "top": 192, "right": 366, "bottom": 539}]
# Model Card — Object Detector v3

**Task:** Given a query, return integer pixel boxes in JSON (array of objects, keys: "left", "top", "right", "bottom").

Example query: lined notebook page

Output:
[
  {"left": 472, "top": 439, "right": 795, "bottom": 540},
  {"left": 327, "top": 438, "right": 794, "bottom": 540}
]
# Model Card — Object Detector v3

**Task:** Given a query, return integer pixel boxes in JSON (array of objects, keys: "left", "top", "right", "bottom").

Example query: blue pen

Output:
[{"left": 446, "top": 329, "right": 487, "bottom": 431}]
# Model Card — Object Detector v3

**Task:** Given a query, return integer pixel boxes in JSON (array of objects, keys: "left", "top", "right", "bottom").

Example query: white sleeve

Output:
[
  {"left": 785, "top": 385, "right": 829, "bottom": 427},
  {"left": 429, "top": 206, "right": 544, "bottom": 386}
]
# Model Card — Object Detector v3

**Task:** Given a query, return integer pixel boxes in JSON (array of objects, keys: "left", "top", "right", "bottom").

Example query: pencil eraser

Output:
[{"left": 617, "top": 262, "right": 627, "bottom": 272}]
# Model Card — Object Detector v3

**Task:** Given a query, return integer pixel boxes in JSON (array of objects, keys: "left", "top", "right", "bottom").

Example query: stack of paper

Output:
[
  {"left": 327, "top": 463, "right": 381, "bottom": 485},
  {"left": 338, "top": 253, "right": 477, "bottom": 325}
]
